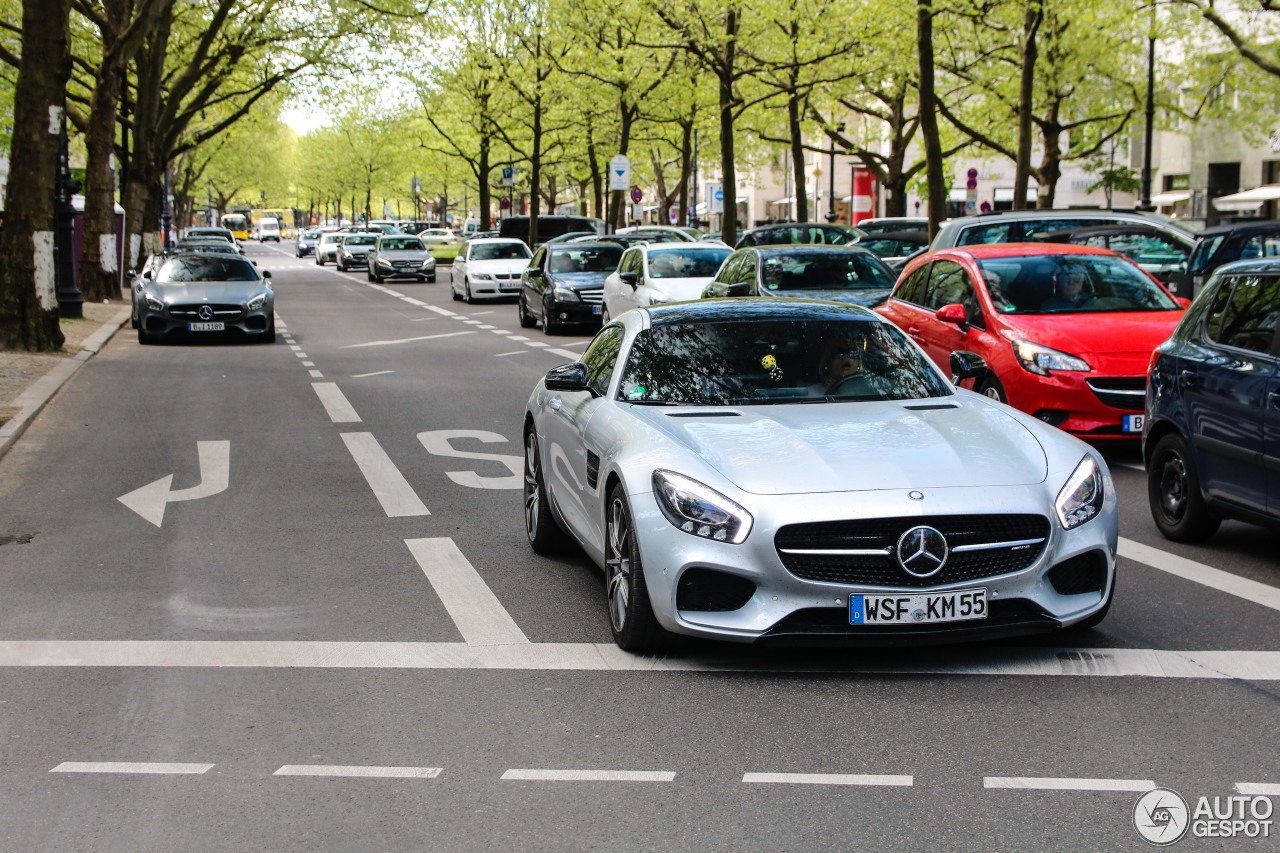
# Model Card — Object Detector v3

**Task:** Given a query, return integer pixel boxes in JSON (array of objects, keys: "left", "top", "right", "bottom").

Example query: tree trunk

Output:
[
  {"left": 0, "top": 0, "right": 71, "bottom": 350},
  {"left": 917, "top": 0, "right": 946, "bottom": 239},
  {"left": 1013, "top": 2, "right": 1042, "bottom": 210},
  {"left": 80, "top": 62, "right": 125, "bottom": 301},
  {"left": 607, "top": 104, "right": 635, "bottom": 230},
  {"left": 586, "top": 127, "right": 603, "bottom": 219},
  {"left": 717, "top": 8, "right": 739, "bottom": 245},
  {"left": 478, "top": 137, "right": 492, "bottom": 230},
  {"left": 676, "top": 118, "right": 692, "bottom": 227},
  {"left": 788, "top": 90, "right": 807, "bottom": 223},
  {"left": 529, "top": 91, "right": 542, "bottom": 246},
  {"left": 123, "top": 18, "right": 169, "bottom": 268}
]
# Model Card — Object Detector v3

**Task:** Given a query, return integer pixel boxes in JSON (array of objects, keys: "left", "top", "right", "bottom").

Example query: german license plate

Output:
[
  {"left": 850, "top": 588, "right": 987, "bottom": 625},
  {"left": 1123, "top": 414, "right": 1144, "bottom": 433},
  {"left": 499, "top": 282, "right": 519, "bottom": 290},
  {"left": 592, "top": 305, "right": 602, "bottom": 315},
  {"left": 187, "top": 322, "right": 224, "bottom": 332}
]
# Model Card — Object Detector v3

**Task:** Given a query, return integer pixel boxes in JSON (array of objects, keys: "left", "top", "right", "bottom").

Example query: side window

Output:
[
  {"left": 956, "top": 223, "right": 1012, "bottom": 246},
  {"left": 460, "top": 242, "right": 471, "bottom": 260},
  {"left": 1237, "top": 235, "right": 1280, "bottom": 261},
  {"left": 1205, "top": 275, "right": 1280, "bottom": 355},
  {"left": 717, "top": 254, "right": 744, "bottom": 283},
  {"left": 582, "top": 325, "right": 626, "bottom": 395},
  {"left": 1188, "top": 236, "right": 1225, "bottom": 274},
  {"left": 530, "top": 248, "right": 546, "bottom": 270},
  {"left": 923, "top": 260, "right": 971, "bottom": 310},
  {"left": 735, "top": 252, "right": 758, "bottom": 285},
  {"left": 893, "top": 264, "right": 931, "bottom": 305}
]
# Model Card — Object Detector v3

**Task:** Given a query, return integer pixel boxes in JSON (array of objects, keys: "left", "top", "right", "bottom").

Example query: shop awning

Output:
[
  {"left": 1211, "top": 185, "right": 1280, "bottom": 213},
  {"left": 770, "top": 197, "right": 795, "bottom": 205},
  {"left": 948, "top": 188, "right": 968, "bottom": 203},
  {"left": 1151, "top": 190, "right": 1191, "bottom": 205},
  {"left": 993, "top": 187, "right": 1039, "bottom": 202}
]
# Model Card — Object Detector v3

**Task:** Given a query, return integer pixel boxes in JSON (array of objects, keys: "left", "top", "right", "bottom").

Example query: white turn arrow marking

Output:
[{"left": 118, "top": 441, "right": 230, "bottom": 527}]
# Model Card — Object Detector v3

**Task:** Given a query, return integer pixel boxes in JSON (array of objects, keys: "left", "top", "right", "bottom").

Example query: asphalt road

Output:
[{"left": 0, "top": 241, "right": 1275, "bottom": 851}]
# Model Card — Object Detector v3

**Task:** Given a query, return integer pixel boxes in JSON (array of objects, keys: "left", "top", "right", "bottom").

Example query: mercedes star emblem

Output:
[
  {"left": 197, "top": 305, "right": 214, "bottom": 321},
  {"left": 895, "top": 525, "right": 949, "bottom": 578}
]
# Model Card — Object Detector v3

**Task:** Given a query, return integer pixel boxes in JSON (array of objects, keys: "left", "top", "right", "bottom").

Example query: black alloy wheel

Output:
[
  {"left": 1147, "top": 433, "right": 1220, "bottom": 542},
  {"left": 604, "top": 485, "right": 669, "bottom": 651},
  {"left": 524, "top": 428, "right": 568, "bottom": 555}
]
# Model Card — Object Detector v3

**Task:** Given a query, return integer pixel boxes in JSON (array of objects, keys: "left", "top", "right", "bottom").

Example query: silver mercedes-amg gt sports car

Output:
[{"left": 523, "top": 300, "right": 1117, "bottom": 651}]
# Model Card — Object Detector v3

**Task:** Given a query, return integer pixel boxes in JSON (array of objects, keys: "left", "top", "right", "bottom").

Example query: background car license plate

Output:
[
  {"left": 187, "top": 322, "right": 224, "bottom": 332},
  {"left": 850, "top": 589, "right": 987, "bottom": 625},
  {"left": 592, "top": 305, "right": 602, "bottom": 315},
  {"left": 1123, "top": 414, "right": 1144, "bottom": 433}
]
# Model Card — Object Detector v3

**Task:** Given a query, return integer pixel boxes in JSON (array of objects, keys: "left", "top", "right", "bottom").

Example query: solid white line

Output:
[
  {"left": 425, "top": 305, "right": 456, "bottom": 316},
  {"left": 1119, "top": 537, "right": 1280, "bottom": 613},
  {"left": 308, "top": 370, "right": 323, "bottom": 378},
  {"left": 339, "top": 331, "right": 474, "bottom": 348},
  {"left": 405, "top": 538, "right": 528, "bottom": 646},
  {"left": 1235, "top": 782, "right": 1280, "bottom": 796},
  {"left": 274, "top": 765, "right": 441, "bottom": 779},
  {"left": 0, "top": 643, "right": 1276, "bottom": 677},
  {"left": 52, "top": 762, "right": 214, "bottom": 775},
  {"left": 312, "top": 383, "right": 361, "bottom": 423},
  {"left": 984, "top": 776, "right": 1155, "bottom": 792},
  {"left": 549, "top": 348, "right": 582, "bottom": 360},
  {"left": 501, "top": 769, "right": 674, "bottom": 782},
  {"left": 340, "top": 433, "right": 429, "bottom": 517},
  {"left": 743, "top": 773, "right": 913, "bottom": 787},
  {"left": 495, "top": 351, "right": 528, "bottom": 357},
  {"left": 353, "top": 370, "right": 395, "bottom": 378}
]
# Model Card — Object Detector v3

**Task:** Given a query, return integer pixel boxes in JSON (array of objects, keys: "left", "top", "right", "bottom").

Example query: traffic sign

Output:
[
  {"left": 501, "top": 166, "right": 516, "bottom": 187},
  {"left": 967, "top": 168, "right": 979, "bottom": 180},
  {"left": 630, "top": 186, "right": 643, "bottom": 204},
  {"left": 499, "top": 197, "right": 511, "bottom": 209},
  {"left": 609, "top": 155, "right": 631, "bottom": 191},
  {"left": 966, "top": 177, "right": 978, "bottom": 190},
  {"left": 706, "top": 181, "right": 724, "bottom": 214}
]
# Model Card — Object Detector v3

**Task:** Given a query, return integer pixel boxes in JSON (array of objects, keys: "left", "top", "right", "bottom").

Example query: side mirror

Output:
[
  {"left": 251, "top": 260, "right": 258, "bottom": 266},
  {"left": 262, "top": 270, "right": 272, "bottom": 280},
  {"left": 936, "top": 303, "right": 968, "bottom": 325},
  {"left": 619, "top": 271, "right": 638, "bottom": 288},
  {"left": 950, "top": 350, "right": 989, "bottom": 384},
  {"left": 527, "top": 267, "right": 544, "bottom": 279},
  {"left": 544, "top": 362, "right": 594, "bottom": 395},
  {"left": 726, "top": 282, "right": 751, "bottom": 297},
  {"left": 142, "top": 270, "right": 153, "bottom": 280}
]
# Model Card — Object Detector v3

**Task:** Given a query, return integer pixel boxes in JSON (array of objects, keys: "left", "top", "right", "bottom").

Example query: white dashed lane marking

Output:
[
  {"left": 405, "top": 538, "right": 528, "bottom": 646},
  {"left": 501, "top": 769, "right": 675, "bottom": 782},
  {"left": 743, "top": 773, "right": 913, "bottom": 787},
  {"left": 311, "top": 382, "right": 361, "bottom": 423},
  {"left": 339, "top": 433, "right": 430, "bottom": 517},
  {"left": 984, "top": 777, "right": 1155, "bottom": 792},
  {"left": 1236, "top": 783, "right": 1280, "bottom": 796},
  {"left": 51, "top": 762, "right": 214, "bottom": 775},
  {"left": 274, "top": 765, "right": 441, "bottom": 779}
]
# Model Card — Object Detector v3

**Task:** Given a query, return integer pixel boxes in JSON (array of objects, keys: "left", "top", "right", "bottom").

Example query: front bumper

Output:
[
  {"left": 375, "top": 259, "right": 436, "bottom": 279},
  {"left": 1004, "top": 371, "right": 1147, "bottom": 441},
  {"left": 626, "top": 482, "right": 1117, "bottom": 646},
  {"left": 546, "top": 296, "right": 604, "bottom": 325},
  {"left": 138, "top": 301, "right": 274, "bottom": 338}
]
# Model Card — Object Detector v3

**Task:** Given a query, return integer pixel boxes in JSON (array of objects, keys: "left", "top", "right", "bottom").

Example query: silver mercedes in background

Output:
[
  {"left": 134, "top": 253, "right": 275, "bottom": 344},
  {"left": 523, "top": 299, "right": 1116, "bottom": 650},
  {"left": 366, "top": 233, "right": 437, "bottom": 283}
]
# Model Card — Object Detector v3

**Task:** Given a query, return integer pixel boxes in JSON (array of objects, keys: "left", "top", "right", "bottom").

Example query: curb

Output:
[{"left": 0, "top": 307, "right": 131, "bottom": 461}]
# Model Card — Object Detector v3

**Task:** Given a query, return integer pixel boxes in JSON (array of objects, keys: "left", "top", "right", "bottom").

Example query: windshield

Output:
[
  {"left": 380, "top": 237, "right": 426, "bottom": 251},
  {"left": 301, "top": 230, "right": 321, "bottom": 239},
  {"left": 547, "top": 246, "right": 623, "bottom": 273},
  {"left": 157, "top": 256, "right": 259, "bottom": 282},
  {"left": 343, "top": 236, "right": 377, "bottom": 247},
  {"left": 472, "top": 242, "right": 532, "bottom": 261},
  {"left": 619, "top": 318, "right": 952, "bottom": 405},
  {"left": 977, "top": 255, "right": 1181, "bottom": 314},
  {"left": 760, "top": 249, "right": 896, "bottom": 292},
  {"left": 647, "top": 247, "right": 731, "bottom": 278}
]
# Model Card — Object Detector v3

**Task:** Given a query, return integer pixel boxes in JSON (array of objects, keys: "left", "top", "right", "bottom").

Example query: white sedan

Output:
[
  {"left": 418, "top": 228, "right": 462, "bottom": 246},
  {"left": 600, "top": 242, "right": 731, "bottom": 322},
  {"left": 451, "top": 238, "right": 533, "bottom": 302}
]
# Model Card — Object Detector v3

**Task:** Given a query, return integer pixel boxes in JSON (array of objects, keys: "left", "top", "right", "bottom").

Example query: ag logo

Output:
[{"left": 1133, "top": 788, "right": 1189, "bottom": 845}]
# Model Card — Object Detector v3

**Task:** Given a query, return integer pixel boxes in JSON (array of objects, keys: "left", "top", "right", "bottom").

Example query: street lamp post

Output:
[
  {"left": 826, "top": 123, "right": 845, "bottom": 223},
  {"left": 1139, "top": 32, "right": 1156, "bottom": 211},
  {"left": 53, "top": 113, "right": 83, "bottom": 319}
]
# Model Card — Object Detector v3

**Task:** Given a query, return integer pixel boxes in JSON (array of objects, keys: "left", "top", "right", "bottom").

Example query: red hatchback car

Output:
[{"left": 875, "top": 244, "right": 1186, "bottom": 440}]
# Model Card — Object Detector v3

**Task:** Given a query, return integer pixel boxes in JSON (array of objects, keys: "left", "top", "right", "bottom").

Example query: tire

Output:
[
  {"left": 543, "top": 302, "right": 560, "bottom": 335},
  {"left": 1147, "top": 433, "right": 1221, "bottom": 542},
  {"left": 601, "top": 304, "right": 611, "bottom": 324},
  {"left": 464, "top": 279, "right": 475, "bottom": 303},
  {"left": 316, "top": 256, "right": 325, "bottom": 266},
  {"left": 451, "top": 281, "right": 462, "bottom": 301},
  {"left": 605, "top": 484, "right": 670, "bottom": 651},
  {"left": 137, "top": 327, "right": 154, "bottom": 345},
  {"left": 518, "top": 296, "right": 536, "bottom": 328},
  {"left": 338, "top": 259, "right": 346, "bottom": 271},
  {"left": 262, "top": 316, "right": 276, "bottom": 344},
  {"left": 975, "top": 376, "right": 1006, "bottom": 402},
  {"left": 427, "top": 275, "right": 436, "bottom": 283},
  {"left": 416, "top": 276, "right": 425, "bottom": 283},
  {"left": 524, "top": 428, "right": 570, "bottom": 555}
]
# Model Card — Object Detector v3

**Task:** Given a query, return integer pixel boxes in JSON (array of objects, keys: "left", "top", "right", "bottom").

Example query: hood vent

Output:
[
  {"left": 902, "top": 403, "right": 960, "bottom": 411},
  {"left": 666, "top": 411, "right": 741, "bottom": 418}
]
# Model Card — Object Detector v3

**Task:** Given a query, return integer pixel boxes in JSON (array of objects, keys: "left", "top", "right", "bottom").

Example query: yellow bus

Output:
[{"left": 220, "top": 213, "right": 250, "bottom": 241}]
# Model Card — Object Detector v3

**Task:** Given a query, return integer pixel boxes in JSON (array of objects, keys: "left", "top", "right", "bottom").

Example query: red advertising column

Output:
[{"left": 851, "top": 168, "right": 877, "bottom": 225}]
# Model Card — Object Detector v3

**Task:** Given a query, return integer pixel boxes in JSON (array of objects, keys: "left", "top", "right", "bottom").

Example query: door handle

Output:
[
  {"left": 1268, "top": 389, "right": 1280, "bottom": 408},
  {"left": 906, "top": 326, "right": 921, "bottom": 336},
  {"left": 1180, "top": 369, "right": 1199, "bottom": 388}
]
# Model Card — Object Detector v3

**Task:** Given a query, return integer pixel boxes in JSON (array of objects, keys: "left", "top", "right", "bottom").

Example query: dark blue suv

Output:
[{"left": 1144, "top": 259, "right": 1280, "bottom": 541}]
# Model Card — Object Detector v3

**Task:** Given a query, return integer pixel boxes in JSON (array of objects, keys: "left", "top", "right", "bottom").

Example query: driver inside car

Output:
[{"left": 815, "top": 336, "right": 867, "bottom": 394}]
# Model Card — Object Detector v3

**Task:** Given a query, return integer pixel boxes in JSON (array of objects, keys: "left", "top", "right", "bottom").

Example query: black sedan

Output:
[
  {"left": 517, "top": 241, "right": 624, "bottom": 334},
  {"left": 700, "top": 245, "right": 898, "bottom": 308},
  {"left": 735, "top": 222, "right": 864, "bottom": 249}
]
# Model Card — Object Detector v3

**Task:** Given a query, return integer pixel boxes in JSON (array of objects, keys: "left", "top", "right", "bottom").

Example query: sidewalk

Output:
[{"left": 0, "top": 301, "right": 131, "bottom": 459}]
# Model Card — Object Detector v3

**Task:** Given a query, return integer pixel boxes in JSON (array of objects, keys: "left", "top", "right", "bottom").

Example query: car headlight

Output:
[
  {"left": 377, "top": 258, "right": 393, "bottom": 267},
  {"left": 1055, "top": 456, "right": 1104, "bottom": 530},
  {"left": 1002, "top": 332, "right": 1091, "bottom": 376},
  {"left": 471, "top": 272, "right": 493, "bottom": 280},
  {"left": 647, "top": 288, "right": 671, "bottom": 304},
  {"left": 247, "top": 293, "right": 268, "bottom": 310},
  {"left": 144, "top": 294, "right": 164, "bottom": 311},
  {"left": 653, "top": 470, "right": 753, "bottom": 544},
  {"left": 553, "top": 286, "right": 579, "bottom": 301}
]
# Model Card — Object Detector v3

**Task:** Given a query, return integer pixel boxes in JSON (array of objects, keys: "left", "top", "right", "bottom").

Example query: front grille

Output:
[
  {"left": 1046, "top": 550, "right": 1108, "bottom": 595},
  {"left": 169, "top": 304, "right": 243, "bottom": 318},
  {"left": 578, "top": 287, "right": 604, "bottom": 305},
  {"left": 676, "top": 568, "right": 756, "bottom": 612},
  {"left": 775, "top": 514, "right": 1050, "bottom": 588},
  {"left": 494, "top": 273, "right": 521, "bottom": 280},
  {"left": 1086, "top": 377, "right": 1146, "bottom": 411}
]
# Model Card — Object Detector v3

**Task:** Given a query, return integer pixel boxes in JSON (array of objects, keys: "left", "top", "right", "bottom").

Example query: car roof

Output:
[
  {"left": 468, "top": 237, "right": 527, "bottom": 244},
  {"left": 1215, "top": 258, "right": 1280, "bottom": 275},
  {"left": 1197, "top": 220, "right": 1280, "bottom": 237},
  {"left": 747, "top": 244, "right": 882, "bottom": 256},
  {"left": 919, "top": 242, "right": 1122, "bottom": 261},
  {"left": 644, "top": 297, "right": 881, "bottom": 327}
]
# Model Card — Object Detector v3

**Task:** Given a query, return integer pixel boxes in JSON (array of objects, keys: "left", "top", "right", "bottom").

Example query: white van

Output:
[
  {"left": 463, "top": 218, "right": 481, "bottom": 236},
  {"left": 254, "top": 218, "right": 281, "bottom": 242}
]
